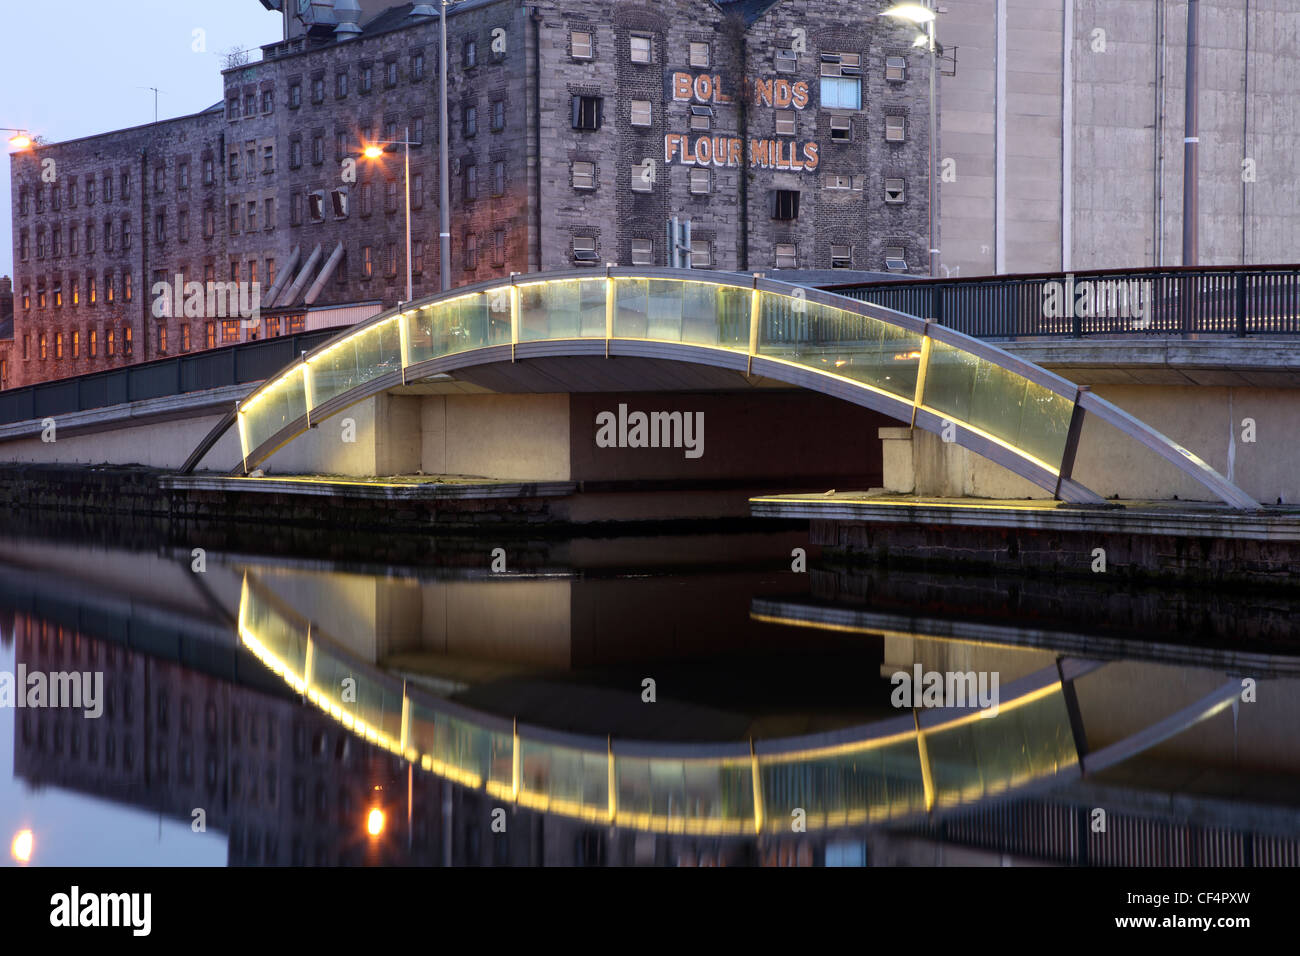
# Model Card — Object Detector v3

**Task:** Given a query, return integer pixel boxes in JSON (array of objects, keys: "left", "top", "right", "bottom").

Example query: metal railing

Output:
[
  {"left": 0, "top": 330, "right": 336, "bottom": 428},
  {"left": 824, "top": 264, "right": 1300, "bottom": 338}
]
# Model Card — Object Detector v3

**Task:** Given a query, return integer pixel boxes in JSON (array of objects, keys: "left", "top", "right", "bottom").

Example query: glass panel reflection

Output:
[{"left": 519, "top": 279, "right": 606, "bottom": 340}]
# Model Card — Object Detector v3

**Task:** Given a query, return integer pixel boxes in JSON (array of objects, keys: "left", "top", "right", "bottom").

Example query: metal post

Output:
[
  {"left": 1182, "top": 0, "right": 1199, "bottom": 266},
  {"left": 439, "top": 1, "right": 452, "bottom": 292},
  {"left": 404, "top": 125, "right": 413, "bottom": 305},
  {"left": 928, "top": 12, "right": 939, "bottom": 278}
]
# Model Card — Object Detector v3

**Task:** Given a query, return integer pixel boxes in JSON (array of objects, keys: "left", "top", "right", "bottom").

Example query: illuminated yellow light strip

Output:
[
  {"left": 749, "top": 612, "right": 1028, "bottom": 654},
  {"left": 236, "top": 411, "right": 250, "bottom": 469},
  {"left": 398, "top": 311, "right": 411, "bottom": 384}
]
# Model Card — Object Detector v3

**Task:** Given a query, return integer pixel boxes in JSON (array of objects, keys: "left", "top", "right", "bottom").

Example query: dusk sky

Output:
[{"left": 0, "top": 0, "right": 283, "bottom": 277}]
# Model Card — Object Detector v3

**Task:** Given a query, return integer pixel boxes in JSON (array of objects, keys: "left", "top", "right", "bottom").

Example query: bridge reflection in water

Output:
[{"left": 240, "top": 571, "right": 1098, "bottom": 835}]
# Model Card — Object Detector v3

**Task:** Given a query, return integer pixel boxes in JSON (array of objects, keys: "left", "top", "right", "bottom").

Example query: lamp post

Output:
[
  {"left": 365, "top": 127, "right": 417, "bottom": 306},
  {"left": 3, "top": 129, "right": 34, "bottom": 150},
  {"left": 881, "top": 3, "right": 939, "bottom": 278}
]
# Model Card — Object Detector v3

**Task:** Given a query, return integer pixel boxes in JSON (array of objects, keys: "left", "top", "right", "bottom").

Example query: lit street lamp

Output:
[
  {"left": 3, "top": 128, "right": 35, "bottom": 150},
  {"left": 881, "top": 3, "right": 940, "bottom": 278},
  {"left": 363, "top": 127, "right": 418, "bottom": 306}
]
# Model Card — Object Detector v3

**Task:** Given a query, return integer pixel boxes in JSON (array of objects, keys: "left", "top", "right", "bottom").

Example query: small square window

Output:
[
  {"left": 689, "top": 42, "right": 710, "bottom": 68},
  {"left": 689, "top": 168, "right": 711, "bottom": 195},
  {"left": 572, "top": 161, "right": 596, "bottom": 190},
  {"left": 772, "top": 189, "right": 799, "bottom": 220},
  {"left": 631, "top": 239, "right": 654, "bottom": 265},
  {"left": 572, "top": 95, "right": 602, "bottom": 131},
  {"left": 775, "top": 110, "right": 795, "bottom": 136},
  {"left": 690, "top": 105, "right": 713, "bottom": 132},
  {"left": 630, "top": 34, "right": 652, "bottom": 64},
  {"left": 826, "top": 174, "right": 853, "bottom": 190},
  {"left": 690, "top": 239, "right": 712, "bottom": 268},
  {"left": 775, "top": 243, "right": 798, "bottom": 269},
  {"left": 885, "top": 178, "right": 905, "bottom": 203},
  {"left": 886, "top": 56, "right": 907, "bottom": 82},
  {"left": 885, "top": 247, "right": 908, "bottom": 272},
  {"left": 630, "top": 99, "right": 652, "bottom": 127},
  {"left": 831, "top": 115, "right": 852, "bottom": 141},
  {"left": 631, "top": 162, "right": 654, "bottom": 192},
  {"left": 573, "top": 235, "right": 599, "bottom": 263},
  {"left": 776, "top": 49, "right": 797, "bottom": 73},
  {"left": 830, "top": 244, "right": 852, "bottom": 268},
  {"left": 572, "top": 31, "right": 593, "bottom": 59},
  {"left": 885, "top": 115, "right": 906, "bottom": 142}
]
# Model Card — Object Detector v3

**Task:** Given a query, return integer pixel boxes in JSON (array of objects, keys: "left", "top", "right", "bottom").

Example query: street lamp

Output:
[
  {"left": 881, "top": 3, "right": 940, "bottom": 278},
  {"left": 3, "top": 128, "right": 34, "bottom": 150},
  {"left": 362, "top": 127, "right": 417, "bottom": 306}
]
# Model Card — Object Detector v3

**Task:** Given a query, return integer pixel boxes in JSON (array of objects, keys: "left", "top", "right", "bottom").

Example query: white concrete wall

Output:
[{"left": 0, "top": 412, "right": 242, "bottom": 472}]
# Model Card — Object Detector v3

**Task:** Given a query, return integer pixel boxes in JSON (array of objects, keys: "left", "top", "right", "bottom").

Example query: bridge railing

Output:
[
  {"left": 825, "top": 264, "right": 1300, "bottom": 338},
  {"left": 0, "top": 330, "right": 338, "bottom": 428}
]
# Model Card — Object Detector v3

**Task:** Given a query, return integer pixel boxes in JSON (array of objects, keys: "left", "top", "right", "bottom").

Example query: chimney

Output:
[{"left": 334, "top": 0, "right": 362, "bottom": 38}]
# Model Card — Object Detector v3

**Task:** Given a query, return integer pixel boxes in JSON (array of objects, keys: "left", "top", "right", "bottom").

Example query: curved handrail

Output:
[{"left": 186, "top": 268, "right": 1258, "bottom": 509}]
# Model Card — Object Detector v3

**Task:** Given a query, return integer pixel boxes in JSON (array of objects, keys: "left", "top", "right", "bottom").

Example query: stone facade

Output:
[{"left": 8, "top": 0, "right": 931, "bottom": 389}]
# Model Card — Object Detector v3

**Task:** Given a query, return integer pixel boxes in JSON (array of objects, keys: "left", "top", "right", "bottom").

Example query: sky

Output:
[{"left": 0, "top": 0, "right": 284, "bottom": 277}]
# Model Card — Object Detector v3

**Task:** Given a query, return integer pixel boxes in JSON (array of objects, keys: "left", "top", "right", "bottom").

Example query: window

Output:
[
  {"left": 182, "top": 325, "right": 191, "bottom": 351},
  {"left": 312, "top": 135, "right": 324, "bottom": 165},
  {"left": 124, "top": 273, "right": 132, "bottom": 302},
  {"left": 206, "top": 322, "right": 216, "bottom": 349},
  {"left": 885, "top": 178, "right": 905, "bottom": 203},
  {"left": 413, "top": 116, "right": 425, "bottom": 144},
  {"left": 71, "top": 278, "right": 79, "bottom": 305},
  {"left": 631, "top": 239, "right": 653, "bottom": 265},
  {"left": 104, "top": 174, "right": 113, "bottom": 202},
  {"left": 464, "top": 163, "right": 478, "bottom": 200},
  {"left": 291, "top": 192, "right": 303, "bottom": 226},
  {"left": 266, "top": 258, "right": 276, "bottom": 287},
  {"left": 386, "top": 61, "right": 399, "bottom": 87},
  {"left": 18, "top": 187, "right": 28, "bottom": 215},
  {"left": 886, "top": 56, "right": 907, "bottom": 82},
  {"left": 104, "top": 221, "right": 114, "bottom": 252},
  {"left": 572, "top": 235, "right": 598, "bottom": 263},
  {"left": 336, "top": 72, "right": 349, "bottom": 98},
  {"left": 72, "top": 330, "right": 80, "bottom": 356},
  {"left": 89, "top": 329, "right": 98, "bottom": 356},
  {"left": 87, "top": 179, "right": 96, "bottom": 203},
  {"left": 385, "top": 243, "right": 398, "bottom": 277},
  {"left": 312, "top": 76, "right": 325, "bottom": 103},
  {"left": 336, "top": 131, "right": 348, "bottom": 157},
  {"left": 244, "top": 93, "right": 255, "bottom": 117},
  {"left": 689, "top": 105, "right": 713, "bottom": 132},
  {"left": 158, "top": 326, "right": 167, "bottom": 353},
  {"left": 88, "top": 276, "right": 96, "bottom": 304},
  {"left": 572, "top": 96, "right": 602, "bottom": 131},
  {"left": 262, "top": 89, "right": 274, "bottom": 113},
  {"left": 228, "top": 95, "right": 239, "bottom": 120},
  {"left": 690, "top": 239, "right": 712, "bottom": 268},
  {"left": 360, "top": 183, "right": 373, "bottom": 216},
  {"left": 34, "top": 185, "right": 44, "bottom": 213},
  {"left": 631, "top": 161, "right": 654, "bottom": 193},
  {"left": 412, "top": 173, "right": 424, "bottom": 209},
  {"left": 290, "top": 139, "right": 302, "bottom": 168},
  {"left": 385, "top": 179, "right": 398, "bottom": 212},
  {"left": 264, "top": 145, "right": 275, "bottom": 172},
  {"left": 775, "top": 110, "right": 796, "bottom": 136},
  {"left": 55, "top": 332, "right": 63, "bottom": 358},
  {"left": 222, "top": 320, "right": 240, "bottom": 344},
  {"left": 178, "top": 211, "right": 190, "bottom": 241},
  {"left": 491, "top": 100, "right": 505, "bottom": 131},
  {"left": 413, "top": 240, "right": 424, "bottom": 275},
  {"left": 492, "top": 229, "right": 506, "bottom": 267},
  {"left": 772, "top": 190, "right": 799, "bottom": 220},
  {"left": 330, "top": 187, "right": 348, "bottom": 218},
  {"left": 70, "top": 227, "right": 79, "bottom": 255},
  {"left": 179, "top": 161, "right": 190, "bottom": 189},
  {"left": 463, "top": 105, "right": 477, "bottom": 137},
  {"left": 630, "top": 99, "right": 652, "bottom": 127},
  {"left": 69, "top": 180, "right": 78, "bottom": 207},
  {"left": 572, "top": 161, "right": 596, "bottom": 190},
  {"left": 830, "top": 244, "right": 852, "bottom": 269},
  {"left": 122, "top": 171, "right": 131, "bottom": 198},
  {"left": 229, "top": 152, "right": 240, "bottom": 178},
  {"left": 21, "top": 287, "right": 29, "bottom": 310},
  {"left": 122, "top": 221, "right": 132, "bottom": 251},
  {"left": 630, "top": 33, "right": 652, "bottom": 64},
  {"left": 821, "top": 53, "right": 862, "bottom": 110},
  {"left": 690, "top": 41, "right": 711, "bottom": 67},
  {"left": 106, "top": 329, "right": 115, "bottom": 356},
  {"left": 247, "top": 200, "right": 258, "bottom": 231},
  {"left": 154, "top": 167, "right": 165, "bottom": 194},
  {"left": 385, "top": 120, "right": 399, "bottom": 142},
  {"left": 411, "top": 52, "right": 425, "bottom": 81},
  {"left": 39, "top": 332, "right": 47, "bottom": 360},
  {"left": 571, "top": 31, "right": 593, "bottom": 59},
  {"left": 885, "top": 115, "right": 906, "bottom": 142},
  {"left": 360, "top": 65, "right": 373, "bottom": 93},
  {"left": 86, "top": 223, "right": 95, "bottom": 253},
  {"left": 775, "top": 243, "right": 798, "bottom": 269},
  {"left": 36, "top": 228, "right": 45, "bottom": 259},
  {"left": 885, "top": 246, "right": 908, "bottom": 272},
  {"left": 776, "top": 48, "right": 798, "bottom": 73},
  {"left": 464, "top": 38, "right": 477, "bottom": 68},
  {"left": 229, "top": 204, "right": 241, "bottom": 233},
  {"left": 19, "top": 230, "right": 28, "bottom": 260},
  {"left": 203, "top": 157, "right": 214, "bottom": 185},
  {"left": 203, "top": 204, "right": 215, "bottom": 238},
  {"left": 831, "top": 115, "right": 852, "bottom": 141},
  {"left": 53, "top": 282, "right": 62, "bottom": 308},
  {"left": 362, "top": 246, "right": 373, "bottom": 278},
  {"left": 689, "top": 168, "right": 711, "bottom": 195},
  {"left": 289, "top": 81, "right": 302, "bottom": 108},
  {"left": 308, "top": 191, "right": 325, "bottom": 222},
  {"left": 464, "top": 233, "right": 478, "bottom": 269},
  {"left": 155, "top": 213, "right": 165, "bottom": 242},
  {"left": 493, "top": 159, "right": 506, "bottom": 196}
]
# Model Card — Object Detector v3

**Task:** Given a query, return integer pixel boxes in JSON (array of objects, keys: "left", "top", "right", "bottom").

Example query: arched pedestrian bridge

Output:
[{"left": 186, "top": 268, "right": 1257, "bottom": 510}]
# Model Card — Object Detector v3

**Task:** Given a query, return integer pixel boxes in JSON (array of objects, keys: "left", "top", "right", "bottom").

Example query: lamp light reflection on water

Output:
[
  {"left": 11, "top": 829, "right": 34, "bottom": 864},
  {"left": 367, "top": 808, "right": 385, "bottom": 837}
]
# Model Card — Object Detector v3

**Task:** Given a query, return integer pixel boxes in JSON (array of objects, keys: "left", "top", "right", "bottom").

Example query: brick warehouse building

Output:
[{"left": 7, "top": 0, "right": 931, "bottom": 388}]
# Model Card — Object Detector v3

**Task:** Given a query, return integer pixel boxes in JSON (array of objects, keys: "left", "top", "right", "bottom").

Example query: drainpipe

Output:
[
  {"left": 530, "top": 6, "right": 543, "bottom": 272},
  {"left": 1182, "top": 0, "right": 1199, "bottom": 266}
]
